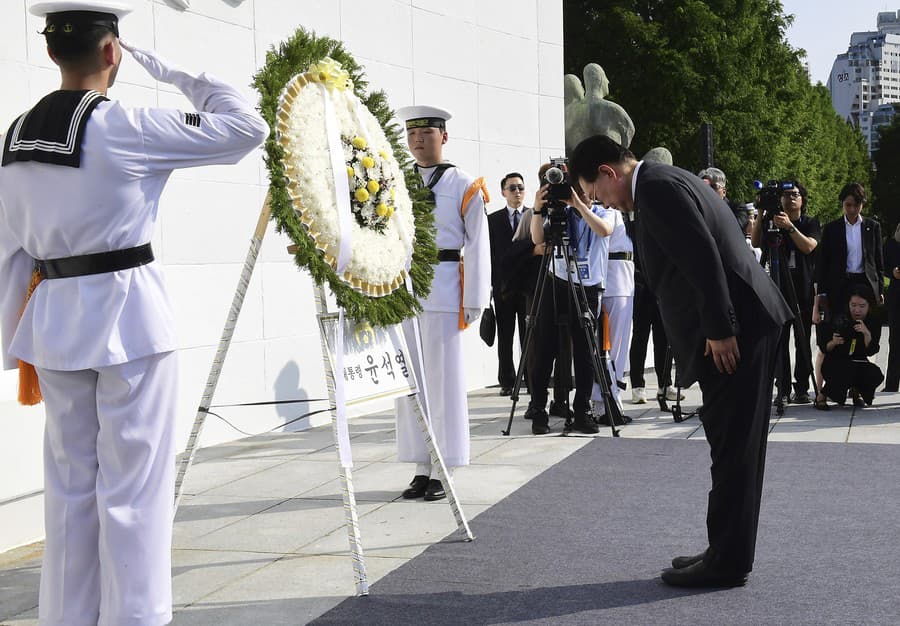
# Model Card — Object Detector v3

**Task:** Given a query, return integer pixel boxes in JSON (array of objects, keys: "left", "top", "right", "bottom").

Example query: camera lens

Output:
[{"left": 545, "top": 167, "right": 565, "bottom": 185}]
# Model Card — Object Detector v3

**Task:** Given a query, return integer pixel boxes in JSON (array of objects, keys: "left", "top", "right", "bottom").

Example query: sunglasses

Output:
[{"left": 506, "top": 185, "right": 525, "bottom": 192}]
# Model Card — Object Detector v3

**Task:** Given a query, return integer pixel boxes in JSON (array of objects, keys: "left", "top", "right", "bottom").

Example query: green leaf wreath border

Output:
[{"left": 253, "top": 27, "right": 436, "bottom": 326}]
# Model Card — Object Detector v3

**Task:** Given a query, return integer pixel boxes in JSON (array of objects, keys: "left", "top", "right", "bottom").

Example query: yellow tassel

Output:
[{"left": 17, "top": 269, "right": 44, "bottom": 406}]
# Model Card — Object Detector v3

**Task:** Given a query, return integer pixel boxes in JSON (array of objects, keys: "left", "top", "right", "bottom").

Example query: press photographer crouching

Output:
[
  {"left": 750, "top": 180, "right": 821, "bottom": 406},
  {"left": 526, "top": 162, "right": 614, "bottom": 435},
  {"left": 816, "top": 285, "right": 883, "bottom": 408}
]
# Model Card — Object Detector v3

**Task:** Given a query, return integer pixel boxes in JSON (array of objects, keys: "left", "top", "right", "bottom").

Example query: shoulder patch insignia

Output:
[{"left": 184, "top": 112, "right": 201, "bottom": 128}]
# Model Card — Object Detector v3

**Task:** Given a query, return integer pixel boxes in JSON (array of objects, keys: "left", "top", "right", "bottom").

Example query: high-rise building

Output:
[{"left": 829, "top": 11, "right": 900, "bottom": 155}]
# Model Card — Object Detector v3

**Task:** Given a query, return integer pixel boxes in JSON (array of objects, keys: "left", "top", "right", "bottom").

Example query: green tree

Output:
[{"left": 563, "top": 0, "right": 871, "bottom": 218}]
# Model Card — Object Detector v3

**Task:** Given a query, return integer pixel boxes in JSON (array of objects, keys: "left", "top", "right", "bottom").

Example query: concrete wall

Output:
[{"left": 0, "top": 0, "right": 564, "bottom": 552}]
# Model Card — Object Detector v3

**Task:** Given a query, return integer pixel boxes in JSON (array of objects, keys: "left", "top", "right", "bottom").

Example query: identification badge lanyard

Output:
[{"left": 571, "top": 208, "right": 595, "bottom": 281}]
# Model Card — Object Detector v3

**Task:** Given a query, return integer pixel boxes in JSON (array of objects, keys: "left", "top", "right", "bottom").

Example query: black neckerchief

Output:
[{"left": 2, "top": 90, "right": 108, "bottom": 168}]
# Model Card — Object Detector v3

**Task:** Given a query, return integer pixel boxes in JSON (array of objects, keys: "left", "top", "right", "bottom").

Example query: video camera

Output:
[
  {"left": 540, "top": 157, "right": 571, "bottom": 242},
  {"left": 753, "top": 180, "right": 796, "bottom": 230}
]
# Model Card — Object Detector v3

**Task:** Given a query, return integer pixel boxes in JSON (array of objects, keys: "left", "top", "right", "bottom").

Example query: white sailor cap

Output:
[
  {"left": 30, "top": 1, "right": 133, "bottom": 19},
  {"left": 396, "top": 105, "right": 452, "bottom": 130}
]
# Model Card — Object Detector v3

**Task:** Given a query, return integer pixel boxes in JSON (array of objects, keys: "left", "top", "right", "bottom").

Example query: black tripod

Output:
[
  {"left": 655, "top": 345, "right": 700, "bottom": 422},
  {"left": 501, "top": 228, "right": 623, "bottom": 437},
  {"left": 765, "top": 226, "right": 817, "bottom": 416}
]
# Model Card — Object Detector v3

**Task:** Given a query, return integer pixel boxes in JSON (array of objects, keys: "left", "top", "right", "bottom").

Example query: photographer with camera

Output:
[
  {"left": 816, "top": 285, "right": 883, "bottom": 408},
  {"left": 525, "top": 163, "right": 614, "bottom": 435},
  {"left": 750, "top": 181, "right": 820, "bottom": 405}
]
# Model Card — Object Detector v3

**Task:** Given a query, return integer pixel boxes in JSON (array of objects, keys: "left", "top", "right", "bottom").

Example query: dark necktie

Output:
[{"left": 512, "top": 210, "right": 520, "bottom": 232}]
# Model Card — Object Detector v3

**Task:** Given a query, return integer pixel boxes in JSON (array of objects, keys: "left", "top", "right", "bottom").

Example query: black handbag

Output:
[{"left": 480, "top": 298, "right": 497, "bottom": 346}]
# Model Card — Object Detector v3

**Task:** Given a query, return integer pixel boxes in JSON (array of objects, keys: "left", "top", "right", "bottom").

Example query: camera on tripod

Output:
[
  {"left": 753, "top": 179, "right": 795, "bottom": 234},
  {"left": 540, "top": 157, "right": 572, "bottom": 241}
]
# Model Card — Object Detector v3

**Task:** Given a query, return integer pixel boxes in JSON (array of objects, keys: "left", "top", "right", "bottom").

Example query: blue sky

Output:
[{"left": 781, "top": 0, "right": 897, "bottom": 85}]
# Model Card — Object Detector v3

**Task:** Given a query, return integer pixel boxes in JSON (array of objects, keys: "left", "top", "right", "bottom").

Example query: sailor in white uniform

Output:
[
  {"left": 592, "top": 205, "right": 633, "bottom": 415},
  {"left": 0, "top": 3, "right": 268, "bottom": 624},
  {"left": 393, "top": 105, "right": 490, "bottom": 501}
]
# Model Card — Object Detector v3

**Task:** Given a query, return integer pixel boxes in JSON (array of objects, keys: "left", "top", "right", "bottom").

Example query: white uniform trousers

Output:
[
  {"left": 396, "top": 311, "right": 470, "bottom": 468},
  {"left": 602, "top": 294, "right": 634, "bottom": 386},
  {"left": 37, "top": 351, "right": 178, "bottom": 626},
  {"left": 592, "top": 296, "right": 634, "bottom": 409}
]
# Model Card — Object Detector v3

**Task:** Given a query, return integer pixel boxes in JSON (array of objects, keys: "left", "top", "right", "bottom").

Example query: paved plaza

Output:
[{"left": 3, "top": 362, "right": 900, "bottom": 624}]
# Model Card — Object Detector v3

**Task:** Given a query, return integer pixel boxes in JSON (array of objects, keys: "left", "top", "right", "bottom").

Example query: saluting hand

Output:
[
  {"left": 705, "top": 336, "right": 740, "bottom": 374},
  {"left": 119, "top": 39, "right": 179, "bottom": 84}
]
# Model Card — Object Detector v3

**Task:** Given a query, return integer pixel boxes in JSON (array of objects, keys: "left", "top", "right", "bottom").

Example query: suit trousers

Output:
[
  {"left": 37, "top": 351, "right": 177, "bottom": 626},
  {"left": 698, "top": 326, "right": 780, "bottom": 574},
  {"left": 494, "top": 291, "right": 527, "bottom": 388},
  {"left": 528, "top": 276, "right": 598, "bottom": 411},
  {"left": 630, "top": 281, "right": 668, "bottom": 389}
]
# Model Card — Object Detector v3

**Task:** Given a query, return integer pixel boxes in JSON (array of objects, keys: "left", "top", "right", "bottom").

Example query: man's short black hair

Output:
[
  {"left": 570, "top": 135, "right": 635, "bottom": 183},
  {"left": 500, "top": 172, "right": 524, "bottom": 189},
  {"left": 839, "top": 182, "right": 867, "bottom": 206},
  {"left": 44, "top": 12, "right": 115, "bottom": 70}
]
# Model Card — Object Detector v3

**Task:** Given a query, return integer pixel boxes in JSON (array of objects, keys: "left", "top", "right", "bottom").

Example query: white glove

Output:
[
  {"left": 119, "top": 39, "right": 180, "bottom": 84},
  {"left": 464, "top": 307, "right": 481, "bottom": 325}
]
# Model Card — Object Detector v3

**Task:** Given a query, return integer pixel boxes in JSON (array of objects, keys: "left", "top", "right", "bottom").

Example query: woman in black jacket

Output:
[{"left": 816, "top": 285, "right": 884, "bottom": 408}]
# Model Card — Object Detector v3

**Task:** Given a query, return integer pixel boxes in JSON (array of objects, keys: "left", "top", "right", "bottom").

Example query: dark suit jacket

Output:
[
  {"left": 817, "top": 215, "right": 884, "bottom": 304},
  {"left": 633, "top": 162, "right": 792, "bottom": 386},
  {"left": 488, "top": 207, "right": 526, "bottom": 296}
]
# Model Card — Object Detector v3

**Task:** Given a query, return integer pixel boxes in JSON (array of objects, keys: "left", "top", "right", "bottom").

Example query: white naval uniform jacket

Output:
[
  {"left": 420, "top": 166, "right": 490, "bottom": 314},
  {"left": 604, "top": 208, "right": 634, "bottom": 297},
  {"left": 0, "top": 73, "right": 269, "bottom": 371}
]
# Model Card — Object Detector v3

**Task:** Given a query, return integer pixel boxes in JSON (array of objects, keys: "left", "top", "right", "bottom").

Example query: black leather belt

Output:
[
  {"left": 437, "top": 249, "right": 461, "bottom": 262},
  {"left": 609, "top": 251, "right": 633, "bottom": 261},
  {"left": 35, "top": 243, "right": 154, "bottom": 279}
]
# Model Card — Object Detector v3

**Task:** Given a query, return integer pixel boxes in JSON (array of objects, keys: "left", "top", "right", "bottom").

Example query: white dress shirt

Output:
[{"left": 845, "top": 215, "right": 864, "bottom": 274}]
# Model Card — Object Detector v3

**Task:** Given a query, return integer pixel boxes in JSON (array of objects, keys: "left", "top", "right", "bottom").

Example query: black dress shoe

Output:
[
  {"left": 596, "top": 412, "right": 631, "bottom": 426},
  {"left": 401, "top": 475, "right": 430, "bottom": 499},
  {"left": 791, "top": 391, "right": 811, "bottom": 404},
  {"left": 548, "top": 400, "right": 574, "bottom": 419},
  {"left": 671, "top": 551, "right": 706, "bottom": 569},
  {"left": 568, "top": 408, "right": 600, "bottom": 434},
  {"left": 850, "top": 388, "right": 865, "bottom": 408},
  {"left": 499, "top": 387, "right": 513, "bottom": 397},
  {"left": 660, "top": 560, "right": 748, "bottom": 588},
  {"left": 526, "top": 406, "right": 551, "bottom": 434},
  {"left": 424, "top": 478, "right": 446, "bottom": 501}
]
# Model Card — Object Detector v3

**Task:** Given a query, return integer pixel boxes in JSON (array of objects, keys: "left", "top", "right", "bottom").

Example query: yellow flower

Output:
[
  {"left": 361, "top": 155, "right": 375, "bottom": 169},
  {"left": 308, "top": 57, "right": 351, "bottom": 91},
  {"left": 351, "top": 136, "right": 367, "bottom": 150},
  {"left": 367, "top": 180, "right": 380, "bottom": 194},
  {"left": 390, "top": 188, "right": 396, "bottom": 200},
  {"left": 375, "top": 203, "right": 388, "bottom": 217},
  {"left": 354, "top": 187, "right": 370, "bottom": 202},
  {"left": 386, "top": 205, "right": 395, "bottom": 217},
  {"left": 379, "top": 150, "right": 390, "bottom": 159},
  {"left": 346, "top": 165, "right": 355, "bottom": 178}
]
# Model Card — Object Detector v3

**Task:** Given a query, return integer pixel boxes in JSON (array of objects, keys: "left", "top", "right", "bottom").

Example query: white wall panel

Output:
[
  {"left": 0, "top": 62, "right": 31, "bottom": 126},
  {"left": 537, "top": 0, "right": 564, "bottom": 45},
  {"left": 478, "top": 85, "right": 540, "bottom": 147},
  {"left": 477, "top": 27, "right": 540, "bottom": 94},
  {"left": 0, "top": 2, "right": 27, "bottom": 63},
  {"left": 411, "top": 0, "right": 478, "bottom": 22},
  {"left": 411, "top": 9, "right": 478, "bottom": 80},
  {"left": 341, "top": 0, "right": 412, "bottom": 67},
  {"left": 539, "top": 94, "right": 565, "bottom": 153},
  {"left": 476, "top": 0, "right": 538, "bottom": 41},
  {"left": 539, "top": 42, "right": 564, "bottom": 97}
]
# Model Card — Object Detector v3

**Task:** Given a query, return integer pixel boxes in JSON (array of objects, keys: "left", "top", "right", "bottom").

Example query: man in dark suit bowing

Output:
[
  {"left": 488, "top": 172, "right": 529, "bottom": 395},
  {"left": 570, "top": 135, "right": 792, "bottom": 588},
  {"left": 816, "top": 182, "right": 884, "bottom": 316}
]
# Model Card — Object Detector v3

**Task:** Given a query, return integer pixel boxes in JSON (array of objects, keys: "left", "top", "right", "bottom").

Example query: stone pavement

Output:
[{"left": 2, "top": 376, "right": 900, "bottom": 625}]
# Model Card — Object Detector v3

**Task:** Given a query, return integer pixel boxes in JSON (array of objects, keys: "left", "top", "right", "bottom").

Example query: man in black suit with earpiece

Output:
[
  {"left": 570, "top": 135, "right": 792, "bottom": 588},
  {"left": 488, "top": 172, "right": 529, "bottom": 396}
]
